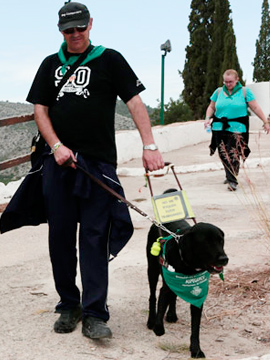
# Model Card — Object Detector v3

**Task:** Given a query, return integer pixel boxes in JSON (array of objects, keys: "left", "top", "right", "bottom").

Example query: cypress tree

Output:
[
  {"left": 253, "top": 0, "right": 270, "bottom": 81},
  {"left": 219, "top": 19, "right": 244, "bottom": 84},
  {"left": 181, "top": 0, "right": 215, "bottom": 119},
  {"left": 182, "top": 0, "right": 243, "bottom": 119},
  {"left": 204, "top": 0, "right": 231, "bottom": 102}
]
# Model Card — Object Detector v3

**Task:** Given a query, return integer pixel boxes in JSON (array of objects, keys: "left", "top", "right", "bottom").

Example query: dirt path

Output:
[{"left": 1, "top": 131, "right": 270, "bottom": 360}]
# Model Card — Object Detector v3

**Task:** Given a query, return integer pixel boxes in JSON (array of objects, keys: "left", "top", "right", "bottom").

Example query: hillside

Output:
[{"left": 0, "top": 101, "right": 136, "bottom": 183}]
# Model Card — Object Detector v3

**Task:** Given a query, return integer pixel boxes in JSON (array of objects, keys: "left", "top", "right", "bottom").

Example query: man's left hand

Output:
[{"left": 143, "top": 150, "right": 164, "bottom": 172}]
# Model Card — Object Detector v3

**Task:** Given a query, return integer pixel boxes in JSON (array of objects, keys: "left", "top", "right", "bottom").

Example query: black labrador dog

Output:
[{"left": 146, "top": 201, "right": 228, "bottom": 358}]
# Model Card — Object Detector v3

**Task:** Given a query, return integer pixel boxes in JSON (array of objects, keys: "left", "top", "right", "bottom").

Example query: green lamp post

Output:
[{"left": 160, "top": 39, "right": 172, "bottom": 125}]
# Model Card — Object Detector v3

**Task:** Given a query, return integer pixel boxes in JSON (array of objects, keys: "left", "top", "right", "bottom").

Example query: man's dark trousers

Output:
[{"left": 42, "top": 156, "right": 111, "bottom": 321}]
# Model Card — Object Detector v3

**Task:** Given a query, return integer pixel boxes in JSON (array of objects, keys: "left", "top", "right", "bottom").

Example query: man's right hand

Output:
[{"left": 53, "top": 144, "right": 77, "bottom": 169}]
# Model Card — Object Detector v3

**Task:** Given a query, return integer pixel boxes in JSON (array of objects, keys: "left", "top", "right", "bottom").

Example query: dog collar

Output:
[{"left": 176, "top": 234, "right": 193, "bottom": 269}]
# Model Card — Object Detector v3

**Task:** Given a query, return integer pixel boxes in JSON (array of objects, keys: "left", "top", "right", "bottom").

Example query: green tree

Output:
[
  {"left": 204, "top": 0, "right": 231, "bottom": 103},
  {"left": 219, "top": 19, "right": 244, "bottom": 84},
  {"left": 182, "top": 0, "right": 215, "bottom": 120},
  {"left": 253, "top": 0, "right": 270, "bottom": 81},
  {"left": 182, "top": 0, "right": 243, "bottom": 119},
  {"left": 150, "top": 97, "right": 193, "bottom": 125}
]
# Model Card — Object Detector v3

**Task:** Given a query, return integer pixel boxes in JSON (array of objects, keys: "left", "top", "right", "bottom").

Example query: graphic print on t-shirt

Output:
[{"left": 55, "top": 66, "right": 91, "bottom": 100}]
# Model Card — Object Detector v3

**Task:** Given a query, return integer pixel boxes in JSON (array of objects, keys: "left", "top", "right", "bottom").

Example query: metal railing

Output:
[
  {"left": 0, "top": 114, "right": 34, "bottom": 171},
  {"left": 0, "top": 113, "right": 34, "bottom": 212}
]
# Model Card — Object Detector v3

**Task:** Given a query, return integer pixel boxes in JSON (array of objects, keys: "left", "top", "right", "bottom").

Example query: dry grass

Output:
[
  {"left": 158, "top": 341, "right": 189, "bottom": 355},
  {"left": 219, "top": 131, "right": 270, "bottom": 242},
  {"left": 205, "top": 267, "right": 270, "bottom": 321}
]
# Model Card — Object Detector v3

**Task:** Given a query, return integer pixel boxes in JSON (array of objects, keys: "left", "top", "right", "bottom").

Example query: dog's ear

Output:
[
  {"left": 216, "top": 226, "right": 224, "bottom": 239},
  {"left": 192, "top": 222, "right": 224, "bottom": 239}
]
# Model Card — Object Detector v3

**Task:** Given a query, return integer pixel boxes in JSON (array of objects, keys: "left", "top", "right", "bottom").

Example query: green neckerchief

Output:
[
  {"left": 58, "top": 40, "right": 106, "bottom": 75},
  {"left": 162, "top": 267, "right": 210, "bottom": 308},
  {"left": 162, "top": 236, "right": 210, "bottom": 308},
  {"left": 223, "top": 81, "right": 242, "bottom": 97}
]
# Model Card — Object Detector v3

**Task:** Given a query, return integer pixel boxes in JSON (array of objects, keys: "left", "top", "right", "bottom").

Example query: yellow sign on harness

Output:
[{"left": 151, "top": 190, "right": 195, "bottom": 224}]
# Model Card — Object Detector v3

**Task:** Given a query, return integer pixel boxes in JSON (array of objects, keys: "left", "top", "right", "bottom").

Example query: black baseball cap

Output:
[{"left": 58, "top": 2, "right": 90, "bottom": 31}]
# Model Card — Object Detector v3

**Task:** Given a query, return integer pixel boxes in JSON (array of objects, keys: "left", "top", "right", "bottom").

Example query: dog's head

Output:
[{"left": 181, "top": 222, "right": 228, "bottom": 273}]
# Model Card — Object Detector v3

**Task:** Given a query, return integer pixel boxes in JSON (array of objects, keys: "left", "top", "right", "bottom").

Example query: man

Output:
[{"left": 26, "top": 1, "right": 164, "bottom": 340}]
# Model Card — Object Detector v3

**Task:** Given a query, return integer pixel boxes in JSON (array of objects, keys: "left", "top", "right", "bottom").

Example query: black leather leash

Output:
[{"left": 75, "top": 162, "right": 149, "bottom": 219}]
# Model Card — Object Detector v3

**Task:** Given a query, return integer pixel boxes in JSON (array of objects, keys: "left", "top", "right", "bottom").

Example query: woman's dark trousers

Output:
[{"left": 216, "top": 132, "right": 243, "bottom": 184}]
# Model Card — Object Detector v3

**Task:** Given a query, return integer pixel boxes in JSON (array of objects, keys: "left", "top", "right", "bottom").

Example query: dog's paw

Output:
[
  {"left": 191, "top": 349, "right": 205, "bottom": 358},
  {"left": 153, "top": 324, "right": 165, "bottom": 336},
  {"left": 147, "top": 319, "right": 155, "bottom": 330},
  {"left": 165, "top": 312, "right": 178, "bottom": 323}
]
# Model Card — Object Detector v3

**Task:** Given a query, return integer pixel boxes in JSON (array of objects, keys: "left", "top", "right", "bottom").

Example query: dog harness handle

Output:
[{"left": 74, "top": 160, "right": 182, "bottom": 239}]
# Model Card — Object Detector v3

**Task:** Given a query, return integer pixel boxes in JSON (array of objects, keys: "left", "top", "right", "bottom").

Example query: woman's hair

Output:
[{"left": 223, "top": 69, "right": 239, "bottom": 79}]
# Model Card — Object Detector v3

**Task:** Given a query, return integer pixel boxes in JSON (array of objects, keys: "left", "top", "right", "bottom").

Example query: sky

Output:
[{"left": 0, "top": 0, "right": 265, "bottom": 108}]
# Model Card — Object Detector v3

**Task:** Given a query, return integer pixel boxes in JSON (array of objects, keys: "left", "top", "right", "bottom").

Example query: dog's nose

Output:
[{"left": 218, "top": 254, "right": 229, "bottom": 266}]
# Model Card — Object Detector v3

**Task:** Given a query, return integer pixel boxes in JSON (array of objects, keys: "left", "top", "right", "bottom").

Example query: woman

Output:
[{"left": 205, "top": 69, "right": 270, "bottom": 191}]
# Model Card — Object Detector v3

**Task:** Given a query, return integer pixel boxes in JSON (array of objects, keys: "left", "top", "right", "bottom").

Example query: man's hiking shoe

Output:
[
  {"left": 54, "top": 305, "right": 82, "bottom": 333},
  {"left": 82, "top": 316, "right": 112, "bottom": 339},
  {"left": 228, "top": 182, "right": 237, "bottom": 191}
]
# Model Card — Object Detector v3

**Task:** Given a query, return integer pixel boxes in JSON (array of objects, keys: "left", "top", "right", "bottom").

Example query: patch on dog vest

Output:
[{"left": 162, "top": 267, "right": 210, "bottom": 308}]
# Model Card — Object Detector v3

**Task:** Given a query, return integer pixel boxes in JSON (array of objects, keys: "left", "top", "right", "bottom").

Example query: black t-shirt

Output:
[{"left": 27, "top": 48, "right": 145, "bottom": 165}]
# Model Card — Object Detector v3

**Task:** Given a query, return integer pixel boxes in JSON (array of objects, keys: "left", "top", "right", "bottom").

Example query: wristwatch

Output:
[{"left": 143, "top": 144, "right": 158, "bottom": 151}]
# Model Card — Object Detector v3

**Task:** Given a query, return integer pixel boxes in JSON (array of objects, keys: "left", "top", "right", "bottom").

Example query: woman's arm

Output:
[
  {"left": 248, "top": 100, "right": 270, "bottom": 134},
  {"left": 204, "top": 101, "right": 216, "bottom": 128}
]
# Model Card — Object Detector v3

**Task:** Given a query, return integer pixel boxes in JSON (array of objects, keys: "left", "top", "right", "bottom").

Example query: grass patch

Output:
[{"left": 158, "top": 341, "right": 189, "bottom": 353}]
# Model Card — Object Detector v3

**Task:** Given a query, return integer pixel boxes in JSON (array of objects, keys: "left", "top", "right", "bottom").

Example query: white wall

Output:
[
  {"left": 0, "top": 95, "right": 268, "bottom": 204},
  {"left": 116, "top": 81, "right": 270, "bottom": 164},
  {"left": 116, "top": 109, "right": 266, "bottom": 164},
  {"left": 116, "top": 120, "right": 210, "bottom": 163},
  {"left": 247, "top": 81, "right": 270, "bottom": 118}
]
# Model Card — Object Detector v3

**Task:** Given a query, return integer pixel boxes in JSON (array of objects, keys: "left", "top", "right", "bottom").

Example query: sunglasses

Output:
[{"left": 63, "top": 25, "right": 88, "bottom": 34}]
